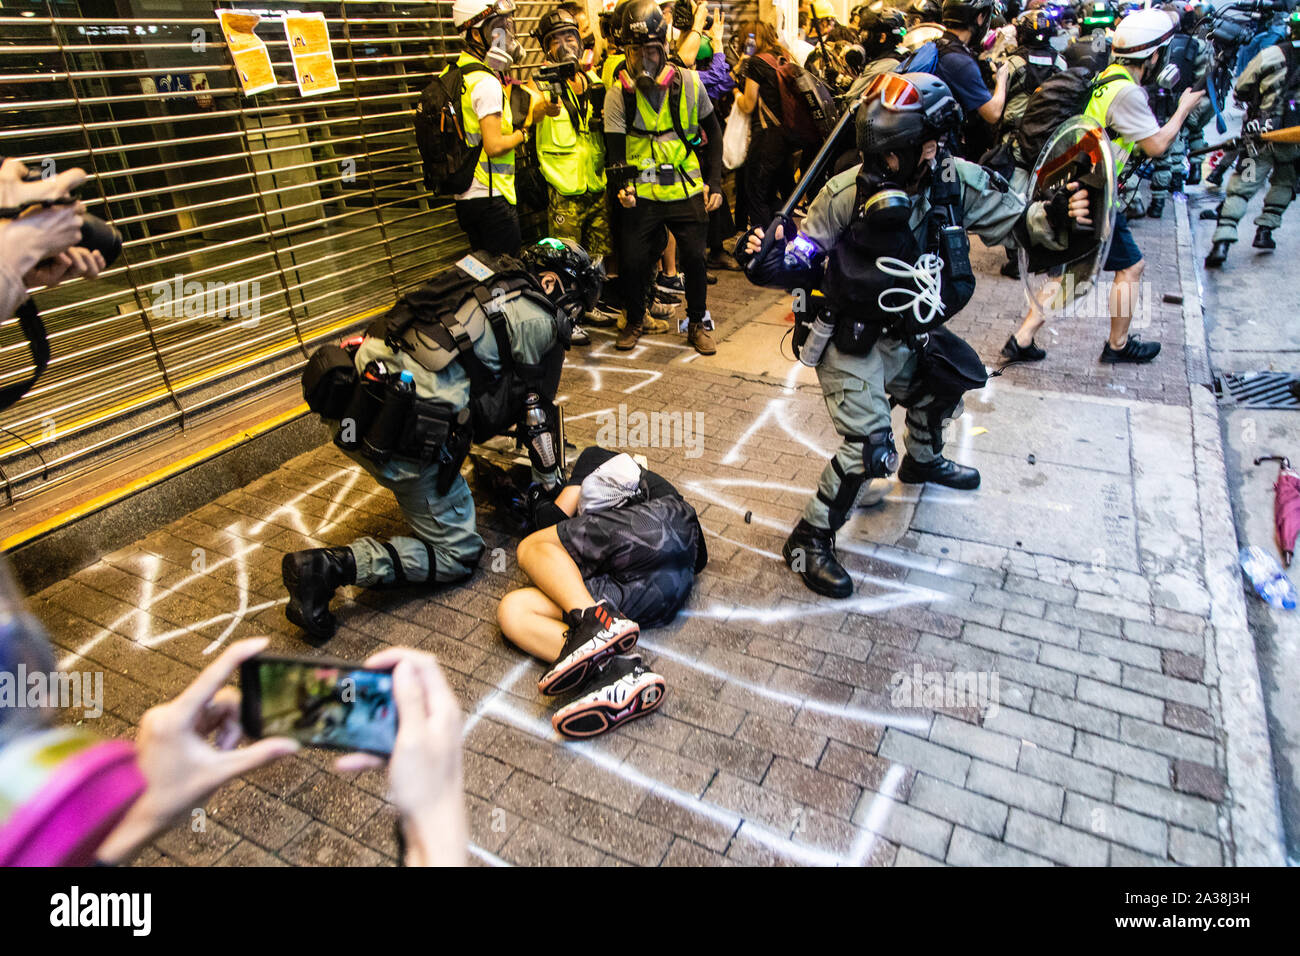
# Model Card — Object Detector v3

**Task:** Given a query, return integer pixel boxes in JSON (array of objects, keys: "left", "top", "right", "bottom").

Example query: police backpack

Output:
[{"left": 367, "top": 253, "right": 566, "bottom": 443}]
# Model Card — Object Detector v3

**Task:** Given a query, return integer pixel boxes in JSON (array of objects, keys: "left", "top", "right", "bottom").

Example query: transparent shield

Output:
[{"left": 1017, "top": 115, "right": 1117, "bottom": 318}]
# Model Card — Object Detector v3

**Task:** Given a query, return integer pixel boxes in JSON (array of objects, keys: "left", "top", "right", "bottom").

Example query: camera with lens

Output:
[
  {"left": 671, "top": 0, "right": 713, "bottom": 34},
  {"left": 0, "top": 171, "right": 123, "bottom": 268}
]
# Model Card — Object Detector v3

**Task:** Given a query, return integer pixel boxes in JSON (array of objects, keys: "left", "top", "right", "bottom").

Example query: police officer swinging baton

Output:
[{"left": 735, "top": 99, "right": 862, "bottom": 282}]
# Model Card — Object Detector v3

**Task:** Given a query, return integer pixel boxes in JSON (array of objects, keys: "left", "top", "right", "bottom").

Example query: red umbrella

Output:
[{"left": 1256, "top": 455, "right": 1300, "bottom": 567}]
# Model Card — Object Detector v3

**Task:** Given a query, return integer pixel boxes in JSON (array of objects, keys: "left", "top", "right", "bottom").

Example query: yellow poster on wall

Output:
[
  {"left": 218, "top": 10, "right": 277, "bottom": 96},
  {"left": 284, "top": 12, "right": 340, "bottom": 97}
]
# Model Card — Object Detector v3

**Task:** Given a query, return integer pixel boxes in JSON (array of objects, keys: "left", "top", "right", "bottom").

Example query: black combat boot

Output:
[
  {"left": 1204, "top": 240, "right": 1231, "bottom": 268},
  {"left": 1198, "top": 206, "right": 1220, "bottom": 220},
  {"left": 283, "top": 547, "right": 356, "bottom": 643},
  {"left": 783, "top": 519, "right": 852, "bottom": 599},
  {"left": 1146, "top": 196, "right": 1166, "bottom": 219},
  {"left": 897, "top": 455, "right": 981, "bottom": 490},
  {"left": 1186, "top": 162, "right": 1201, "bottom": 186},
  {"left": 1253, "top": 226, "right": 1277, "bottom": 250}
]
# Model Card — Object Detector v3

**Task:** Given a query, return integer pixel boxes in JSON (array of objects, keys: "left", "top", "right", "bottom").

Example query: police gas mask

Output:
[
  {"left": 627, "top": 42, "right": 670, "bottom": 96},
  {"left": 1049, "top": 32, "right": 1068, "bottom": 51},
  {"left": 482, "top": 13, "right": 524, "bottom": 71},
  {"left": 548, "top": 28, "right": 583, "bottom": 64}
]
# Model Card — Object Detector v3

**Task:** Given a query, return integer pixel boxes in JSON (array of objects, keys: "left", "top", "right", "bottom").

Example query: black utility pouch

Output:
[
  {"left": 833, "top": 314, "right": 881, "bottom": 355},
  {"left": 361, "top": 382, "right": 414, "bottom": 464},
  {"left": 406, "top": 399, "right": 454, "bottom": 466},
  {"left": 302, "top": 345, "right": 357, "bottom": 420},
  {"left": 335, "top": 378, "right": 385, "bottom": 452}
]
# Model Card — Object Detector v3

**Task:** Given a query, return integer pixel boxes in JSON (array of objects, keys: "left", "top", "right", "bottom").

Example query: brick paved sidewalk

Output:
[{"left": 28, "top": 209, "right": 1249, "bottom": 866}]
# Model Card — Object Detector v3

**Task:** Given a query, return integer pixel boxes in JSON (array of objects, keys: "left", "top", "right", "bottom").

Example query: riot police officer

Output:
[
  {"left": 1205, "top": 11, "right": 1300, "bottom": 266},
  {"left": 738, "top": 73, "right": 1092, "bottom": 598},
  {"left": 283, "top": 239, "right": 603, "bottom": 642}
]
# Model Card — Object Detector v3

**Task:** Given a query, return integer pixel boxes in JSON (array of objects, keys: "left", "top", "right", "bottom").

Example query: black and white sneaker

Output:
[
  {"left": 552, "top": 654, "right": 666, "bottom": 738},
  {"left": 1100, "top": 335, "right": 1161, "bottom": 364},
  {"left": 537, "top": 600, "right": 640, "bottom": 696},
  {"left": 654, "top": 272, "right": 684, "bottom": 303},
  {"left": 570, "top": 323, "right": 591, "bottom": 346}
]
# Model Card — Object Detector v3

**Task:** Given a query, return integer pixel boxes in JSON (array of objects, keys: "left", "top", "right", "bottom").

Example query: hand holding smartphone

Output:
[{"left": 240, "top": 654, "right": 399, "bottom": 756}]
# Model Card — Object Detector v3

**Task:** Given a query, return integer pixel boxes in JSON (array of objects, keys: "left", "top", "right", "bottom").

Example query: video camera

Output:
[
  {"left": 537, "top": 60, "right": 577, "bottom": 99},
  {"left": 605, "top": 162, "right": 640, "bottom": 193},
  {"left": 671, "top": 0, "right": 713, "bottom": 35}
]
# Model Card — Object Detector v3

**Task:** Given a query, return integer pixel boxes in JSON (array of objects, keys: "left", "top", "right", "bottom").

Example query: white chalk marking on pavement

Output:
[
  {"left": 481, "top": 697, "right": 851, "bottom": 866},
  {"left": 849, "top": 763, "right": 907, "bottom": 866}
]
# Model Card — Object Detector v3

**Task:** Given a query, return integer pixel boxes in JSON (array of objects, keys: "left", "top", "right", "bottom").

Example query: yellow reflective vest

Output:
[
  {"left": 1085, "top": 62, "right": 1141, "bottom": 180},
  {"left": 456, "top": 52, "right": 516, "bottom": 204},
  {"left": 618, "top": 69, "right": 704, "bottom": 202},
  {"left": 535, "top": 69, "right": 607, "bottom": 196}
]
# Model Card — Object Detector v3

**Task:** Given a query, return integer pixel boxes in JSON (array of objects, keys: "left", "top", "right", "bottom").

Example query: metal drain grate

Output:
[{"left": 1215, "top": 372, "right": 1300, "bottom": 408}]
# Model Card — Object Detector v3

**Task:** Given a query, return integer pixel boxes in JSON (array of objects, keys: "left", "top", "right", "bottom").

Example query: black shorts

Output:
[
  {"left": 556, "top": 495, "right": 702, "bottom": 628},
  {"left": 1103, "top": 212, "right": 1143, "bottom": 272}
]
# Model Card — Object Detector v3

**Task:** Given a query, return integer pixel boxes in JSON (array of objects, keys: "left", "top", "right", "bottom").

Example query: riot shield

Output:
[{"left": 1017, "top": 114, "right": 1117, "bottom": 317}]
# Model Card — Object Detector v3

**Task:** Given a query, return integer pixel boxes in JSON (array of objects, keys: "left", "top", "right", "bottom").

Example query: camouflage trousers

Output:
[
  {"left": 1212, "top": 147, "right": 1300, "bottom": 243},
  {"left": 547, "top": 187, "right": 612, "bottom": 258},
  {"left": 1150, "top": 99, "right": 1216, "bottom": 202}
]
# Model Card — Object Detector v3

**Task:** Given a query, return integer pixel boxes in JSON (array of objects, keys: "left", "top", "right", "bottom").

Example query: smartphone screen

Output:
[{"left": 241, "top": 655, "right": 397, "bottom": 755}]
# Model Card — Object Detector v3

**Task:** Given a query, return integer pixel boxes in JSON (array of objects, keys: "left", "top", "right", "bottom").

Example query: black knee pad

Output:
[
  {"left": 862, "top": 428, "right": 899, "bottom": 478},
  {"left": 816, "top": 458, "right": 865, "bottom": 530}
]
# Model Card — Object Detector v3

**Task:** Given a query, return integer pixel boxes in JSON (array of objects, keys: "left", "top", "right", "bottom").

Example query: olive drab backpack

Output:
[
  {"left": 366, "top": 253, "right": 566, "bottom": 442},
  {"left": 415, "top": 61, "right": 490, "bottom": 195}
]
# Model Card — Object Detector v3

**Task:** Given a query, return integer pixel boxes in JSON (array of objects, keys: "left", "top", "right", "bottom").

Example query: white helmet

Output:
[
  {"left": 1112, "top": 8, "right": 1176, "bottom": 60},
  {"left": 452, "top": 0, "right": 514, "bottom": 29}
]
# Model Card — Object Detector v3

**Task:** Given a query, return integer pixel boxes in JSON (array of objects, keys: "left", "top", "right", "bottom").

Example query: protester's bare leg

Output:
[
  {"left": 516, "top": 525, "right": 596, "bottom": 613},
  {"left": 497, "top": 587, "right": 569, "bottom": 662},
  {"left": 1109, "top": 260, "right": 1144, "bottom": 348}
]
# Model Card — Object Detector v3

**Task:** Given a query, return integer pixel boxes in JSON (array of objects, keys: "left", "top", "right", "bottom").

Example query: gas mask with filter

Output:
[
  {"left": 476, "top": 0, "right": 524, "bottom": 72},
  {"left": 626, "top": 42, "right": 671, "bottom": 96}
]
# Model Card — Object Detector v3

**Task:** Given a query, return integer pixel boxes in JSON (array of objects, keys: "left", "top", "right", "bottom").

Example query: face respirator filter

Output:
[{"left": 485, "top": 20, "right": 523, "bottom": 71}]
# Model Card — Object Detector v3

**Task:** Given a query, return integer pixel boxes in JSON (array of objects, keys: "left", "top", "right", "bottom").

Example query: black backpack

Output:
[
  {"left": 415, "top": 61, "right": 490, "bottom": 195},
  {"left": 1015, "top": 67, "right": 1124, "bottom": 170}
]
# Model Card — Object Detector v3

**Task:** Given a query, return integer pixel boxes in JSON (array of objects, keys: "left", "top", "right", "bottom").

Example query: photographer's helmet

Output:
[
  {"left": 534, "top": 7, "right": 583, "bottom": 61},
  {"left": 907, "top": 0, "right": 943, "bottom": 26},
  {"left": 856, "top": 72, "right": 963, "bottom": 184},
  {"left": 856, "top": 1, "right": 908, "bottom": 57},
  {"left": 619, "top": 0, "right": 669, "bottom": 45},
  {"left": 1112, "top": 6, "right": 1176, "bottom": 60},
  {"left": 522, "top": 237, "right": 606, "bottom": 322},
  {"left": 1015, "top": 9, "right": 1061, "bottom": 48},
  {"left": 942, "top": 0, "right": 996, "bottom": 46},
  {"left": 534, "top": 7, "right": 582, "bottom": 45}
]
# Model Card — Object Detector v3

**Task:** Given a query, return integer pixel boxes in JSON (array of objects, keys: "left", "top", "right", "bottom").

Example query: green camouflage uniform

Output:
[
  {"left": 340, "top": 293, "right": 561, "bottom": 586},
  {"left": 1213, "top": 43, "right": 1300, "bottom": 243},
  {"left": 798, "top": 159, "right": 1068, "bottom": 531},
  {"left": 548, "top": 188, "right": 612, "bottom": 258}
]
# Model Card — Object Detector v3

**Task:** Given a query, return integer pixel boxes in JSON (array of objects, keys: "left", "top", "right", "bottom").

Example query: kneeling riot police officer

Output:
[
  {"left": 739, "top": 73, "right": 1091, "bottom": 598},
  {"left": 284, "top": 238, "right": 603, "bottom": 641}
]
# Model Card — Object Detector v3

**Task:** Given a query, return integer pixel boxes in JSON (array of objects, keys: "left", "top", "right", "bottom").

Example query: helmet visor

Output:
[{"left": 862, "top": 72, "right": 923, "bottom": 111}]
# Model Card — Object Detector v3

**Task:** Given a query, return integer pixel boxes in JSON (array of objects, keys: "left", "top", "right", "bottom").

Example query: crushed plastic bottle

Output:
[{"left": 1239, "top": 546, "right": 1298, "bottom": 610}]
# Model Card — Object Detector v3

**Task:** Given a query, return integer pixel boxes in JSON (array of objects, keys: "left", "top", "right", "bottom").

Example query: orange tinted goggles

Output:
[{"left": 862, "top": 72, "right": 922, "bottom": 110}]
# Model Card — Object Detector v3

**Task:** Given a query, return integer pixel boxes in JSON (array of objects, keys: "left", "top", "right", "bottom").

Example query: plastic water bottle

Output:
[{"left": 1239, "top": 546, "right": 1297, "bottom": 610}]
